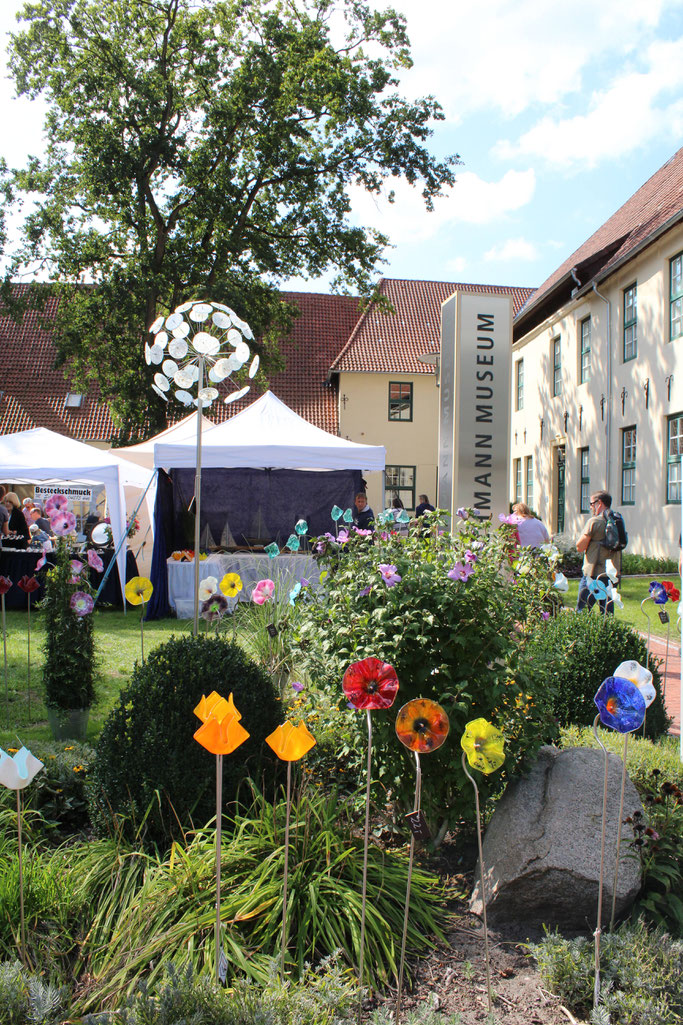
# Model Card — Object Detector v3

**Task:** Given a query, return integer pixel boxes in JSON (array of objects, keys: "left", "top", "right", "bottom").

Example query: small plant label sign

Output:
[
  {"left": 658, "top": 609, "right": 670, "bottom": 624},
  {"left": 405, "top": 809, "right": 431, "bottom": 842},
  {"left": 218, "top": 949, "right": 228, "bottom": 984},
  {"left": 266, "top": 624, "right": 278, "bottom": 638}
]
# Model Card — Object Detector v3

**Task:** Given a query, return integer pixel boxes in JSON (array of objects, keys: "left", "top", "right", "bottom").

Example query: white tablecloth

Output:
[{"left": 167, "top": 552, "right": 320, "bottom": 618}]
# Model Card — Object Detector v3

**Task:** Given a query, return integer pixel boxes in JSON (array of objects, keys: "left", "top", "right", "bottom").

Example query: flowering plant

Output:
[{"left": 296, "top": 509, "right": 558, "bottom": 824}]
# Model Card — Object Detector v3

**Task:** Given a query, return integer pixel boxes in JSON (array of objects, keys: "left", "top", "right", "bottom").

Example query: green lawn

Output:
[{"left": 562, "top": 574, "right": 682, "bottom": 641}]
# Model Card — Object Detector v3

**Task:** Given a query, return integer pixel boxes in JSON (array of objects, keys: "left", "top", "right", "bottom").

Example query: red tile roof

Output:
[
  {"left": 0, "top": 286, "right": 362, "bottom": 439},
  {"left": 515, "top": 146, "right": 683, "bottom": 335},
  {"left": 331, "top": 278, "right": 535, "bottom": 375}
]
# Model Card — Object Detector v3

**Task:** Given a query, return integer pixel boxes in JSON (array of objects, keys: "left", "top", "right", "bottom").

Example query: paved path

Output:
[{"left": 645, "top": 633, "right": 681, "bottom": 736}]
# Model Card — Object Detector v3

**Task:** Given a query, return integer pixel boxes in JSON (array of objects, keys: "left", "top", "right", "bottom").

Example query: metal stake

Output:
[
  {"left": 609, "top": 733, "right": 629, "bottom": 931},
  {"left": 592, "top": 715, "right": 610, "bottom": 1010},
  {"left": 17, "top": 790, "right": 25, "bottom": 964},
  {"left": 2, "top": 593, "right": 8, "bottom": 716},
  {"left": 193, "top": 357, "right": 205, "bottom": 637},
  {"left": 462, "top": 752, "right": 493, "bottom": 1014},
  {"left": 396, "top": 751, "right": 421, "bottom": 1022},
  {"left": 215, "top": 752, "right": 223, "bottom": 983},
  {"left": 358, "top": 709, "right": 373, "bottom": 1020},
  {"left": 280, "top": 760, "right": 292, "bottom": 980}
]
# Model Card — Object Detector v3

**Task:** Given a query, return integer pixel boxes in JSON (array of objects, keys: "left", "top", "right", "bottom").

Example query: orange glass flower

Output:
[
  {"left": 194, "top": 690, "right": 242, "bottom": 724},
  {"left": 395, "top": 698, "right": 450, "bottom": 753},
  {"left": 194, "top": 713, "right": 249, "bottom": 755},
  {"left": 265, "top": 721, "right": 316, "bottom": 761}
]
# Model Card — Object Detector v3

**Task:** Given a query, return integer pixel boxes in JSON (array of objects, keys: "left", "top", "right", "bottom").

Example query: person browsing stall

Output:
[
  {"left": 575, "top": 490, "right": 620, "bottom": 615},
  {"left": 353, "top": 492, "right": 374, "bottom": 530}
]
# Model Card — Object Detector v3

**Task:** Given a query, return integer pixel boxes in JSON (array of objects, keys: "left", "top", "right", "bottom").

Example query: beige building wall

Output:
[
  {"left": 338, "top": 371, "right": 439, "bottom": 515},
  {"left": 511, "top": 223, "right": 683, "bottom": 558}
]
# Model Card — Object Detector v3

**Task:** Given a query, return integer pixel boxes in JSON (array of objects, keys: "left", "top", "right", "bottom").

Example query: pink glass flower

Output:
[
  {"left": 70, "top": 591, "right": 94, "bottom": 617},
  {"left": 18, "top": 575, "right": 39, "bottom": 594},
  {"left": 252, "top": 578, "right": 275, "bottom": 605},
  {"left": 71, "top": 560, "right": 84, "bottom": 575},
  {"left": 378, "top": 563, "right": 401, "bottom": 587},
  {"left": 45, "top": 494, "right": 69, "bottom": 515},
  {"left": 50, "top": 511, "right": 77, "bottom": 536},
  {"left": 448, "top": 561, "right": 474, "bottom": 582},
  {"left": 343, "top": 657, "right": 399, "bottom": 710},
  {"left": 499, "top": 513, "right": 522, "bottom": 525},
  {"left": 0, "top": 576, "right": 12, "bottom": 595},
  {"left": 87, "top": 549, "right": 104, "bottom": 572}
]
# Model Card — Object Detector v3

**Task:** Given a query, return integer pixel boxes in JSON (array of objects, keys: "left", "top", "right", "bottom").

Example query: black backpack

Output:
[{"left": 603, "top": 509, "right": 628, "bottom": 551}]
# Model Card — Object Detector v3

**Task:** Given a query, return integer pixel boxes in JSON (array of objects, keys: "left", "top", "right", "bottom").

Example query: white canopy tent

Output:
[
  {"left": 0, "top": 427, "right": 155, "bottom": 595},
  {"left": 153, "top": 391, "right": 386, "bottom": 471},
  {"left": 115, "top": 411, "right": 215, "bottom": 470}
]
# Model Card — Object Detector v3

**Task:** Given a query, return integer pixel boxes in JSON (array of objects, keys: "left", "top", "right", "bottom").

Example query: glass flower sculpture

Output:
[
  {"left": 201, "top": 592, "right": 229, "bottom": 626},
  {"left": 613, "top": 659, "right": 655, "bottom": 708},
  {"left": 648, "top": 581, "right": 668, "bottom": 605},
  {"left": 285, "top": 534, "right": 300, "bottom": 552},
  {"left": 0, "top": 745, "right": 44, "bottom": 962},
  {"left": 70, "top": 591, "right": 94, "bottom": 617},
  {"left": 662, "top": 580, "right": 681, "bottom": 602},
  {"left": 198, "top": 576, "right": 219, "bottom": 602},
  {"left": 342, "top": 657, "right": 399, "bottom": 709},
  {"left": 395, "top": 698, "right": 450, "bottom": 753},
  {"left": 594, "top": 676, "right": 646, "bottom": 734},
  {"left": 266, "top": 721, "right": 316, "bottom": 762},
  {"left": 252, "top": 579, "right": 275, "bottom": 605},
  {"left": 125, "top": 577, "right": 154, "bottom": 605},
  {"left": 553, "top": 572, "right": 569, "bottom": 592},
  {"left": 146, "top": 300, "right": 257, "bottom": 408},
  {"left": 295, "top": 519, "right": 308, "bottom": 535},
  {"left": 220, "top": 573, "right": 242, "bottom": 598},
  {"left": 0, "top": 576, "right": 11, "bottom": 595},
  {"left": 17, "top": 576, "right": 39, "bottom": 595},
  {"left": 460, "top": 717, "right": 506, "bottom": 774},
  {"left": 342, "top": 508, "right": 353, "bottom": 524},
  {"left": 87, "top": 549, "right": 104, "bottom": 573},
  {"left": 264, "top": 542, "right": 280, "bottom": 558},
  {"left": 331, "top": 506, "right": 343, "bottom": 522}
]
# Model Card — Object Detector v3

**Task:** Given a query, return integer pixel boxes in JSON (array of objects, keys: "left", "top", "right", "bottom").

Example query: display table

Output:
[
  {"left": 0, "top": 549, "right": 54, "bottom": 609},
  {"left": 167, "top": 552, "right": 319, "bottom": 618}
]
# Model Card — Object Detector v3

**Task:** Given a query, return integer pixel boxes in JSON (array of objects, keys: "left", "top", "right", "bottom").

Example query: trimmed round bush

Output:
[
  {"left": 523, "top": 612, "right": 670, "bottom": 738},
  {"left": 90, "top": 635, "right": 283, "bottom": 847}
]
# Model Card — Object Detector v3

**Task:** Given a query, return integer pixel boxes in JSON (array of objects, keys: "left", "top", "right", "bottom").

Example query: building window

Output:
[
  {"left": 513, "top": 458, "right": 522, "bottom": 503},
  {"left": 579, "top": 446, "right": 590, "bottom": 513},
  {"left": 388, "top": 382, "right": 413, "bottom": 421},
  {"left": 515, "top": 359, "right": 524, "bottom": 411},
  {"left": 525, "top": 456, "right": 533, "bottom": 508},
  {"left": 385, "top": 464, "right": 415, "bottom": 510},
  {"left": 621, "top": 427, "right": 636, "bottom": 505},
  {"left": 623, "top": 284, "right": 637, "bottom": 360},
  {"left": 671, "top": 253, "right": 683, "bottom": 341},
  {"left": 65, "top": 392, "right": 84, "bottom": 408},
  {"left": 666, "top": 413, "right": 683, "bottom": 503},
  {"left": 579, "top": 318, "right": 591, "bottom": 383},
  {"left": 552, "top": 336, "right": 561, "bottom": 396}
]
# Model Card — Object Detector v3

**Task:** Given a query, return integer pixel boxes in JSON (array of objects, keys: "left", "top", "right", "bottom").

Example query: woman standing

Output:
[
  {"left": 3, "top": 492, "right": 31, "bottom": 545},
  {"left": 512, "top": 501, "right": 550, "bottom": 548}
]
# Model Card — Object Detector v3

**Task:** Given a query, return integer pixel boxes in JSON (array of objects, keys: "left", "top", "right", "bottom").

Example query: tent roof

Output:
[
  {"left": 114, "top": 412, "right": 214, "bottom": 469},
  {"left": 153, "top": 391, "right": 386, "bottom": 471},
  {"left": 0, "top": 427, "right": 153, "bottom": 489}
]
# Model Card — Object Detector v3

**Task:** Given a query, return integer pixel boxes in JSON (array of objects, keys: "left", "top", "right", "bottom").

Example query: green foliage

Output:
[
  {"left": 529, "top": 920, "right": 683, "bottom": 1024},
  {"left": 90, "top": 634, "right": 283, "bottom": 847},
  {"left": 621, "top": 553, "right": 678, "bottom": 574},
  {"left": 0, "top": 742, "right": 95, "bottom": 837},
  {"left": 6, "top": 0, "right": 456, "bottom": 432},
  {"left": 558, "top": 727, "right": 683, "bottom": 791},
  {"left": 68, "top": 786, "right": 448, "bottom": 1011},
  {"left": 0, "top": 961, "right": 67, "bottom": 1025},
  {"left": 522, "top": 612, "right": 670, "bottom": 739},
  {"left": 295, "top": 514, "right": 560, "bottom": 825},
  {"left": 552, "top": 532, "right": 583, "bottom": 576},
  {"left": 628, "top": 773, "right": 683, "bottom": 936},
  {"left": 41, "top": 537, "right": 97, "bottom": 710},
  {"left": 83, "top": 958, "right": 357, "bottom": 1024}
]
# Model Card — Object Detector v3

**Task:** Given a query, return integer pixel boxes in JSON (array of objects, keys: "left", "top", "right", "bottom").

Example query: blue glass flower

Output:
[
  {"left": 331, "top": 506, "right": 343, "bottom": 522},
  {"left": 285, "top": 534, "right": 300, "bottom": 552},
  {"left": 594, "top": 676, "right": 646, "bottom": 733},
  {"left": 342, "top": 508, "right": 353, "bottom": 523},
  {"left": 295, "top": 519, "right": 308, "bottom": 535},
  {"left": 649, "top": 581, "right": 668, "bottom": 604},
  {"left": 587, "top": 577, "right": 610, "bottom": 601},
  {"left": 289, "top": 582, "right": 302, "bottom": 605},
  {"left": 396, "top": 509, "right": 410, "bottom": 524},
  {"left": 264, "top": 542, "right": 280, "bottom": 558}
]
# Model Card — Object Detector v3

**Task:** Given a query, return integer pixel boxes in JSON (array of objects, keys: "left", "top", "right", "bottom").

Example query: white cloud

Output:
[
  {"left": 494, "top": 37, "right": 683, "bottom": 169},
  {"left": 484, "top": 238, "right": 538, "bottom": 263},
  {"left": 349, "top": 169, "right": 536, "bottom": 246},
  {"left": 445, "top": 256, "right": 467, "bottom": 275}
]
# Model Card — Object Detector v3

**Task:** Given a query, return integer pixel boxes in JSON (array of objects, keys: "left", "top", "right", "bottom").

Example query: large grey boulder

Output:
[{"left": 470, "top": 745, "right": 643, "bottom": 932}]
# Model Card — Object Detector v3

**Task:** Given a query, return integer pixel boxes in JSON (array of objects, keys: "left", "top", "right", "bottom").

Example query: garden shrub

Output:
[
  {"left": 0, "top": 961, "right": 67, "bottom": 1025},
  {"left": 522, "top": 612, "right": 670, "bottom": 739},
  {"left": 295, "top": 513, "right": 560, "bottom": 826},
  {"left": 628, "top": 771, "right": 683, "bottom": 936},
  {"left": 41, "top": 537, "right": 97, "bottom": 710},
  {"left": 90, "top": 635, "right": 283, "bottom": 847},
  {"left": 621, "top": 553, "right": 678, "bottom": 575},
  {"left": 529, "top": 920, "right": 683, "bottom": 1024},
  {"left": 559, "top": 727, "right": 683, "bottom": 791}
]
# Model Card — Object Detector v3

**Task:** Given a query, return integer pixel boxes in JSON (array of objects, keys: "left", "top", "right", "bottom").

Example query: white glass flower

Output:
[
  {"left": 605, "top": 559, "right": 619, "bottom": 584},
  {"left": 614, "top": 659, "right": 655, "bottom": 706},
  {"left": 553, "top": 572, "right": 569, "bottom": 592},
  {"left": 199, "top": 576, "right": 219, "bottom": 602},
  {"left": 146, "top": 299, "right": 255, "bottom": 407},
  {"left": 0, "top": 747, "right": 44, "bottom": 790}
]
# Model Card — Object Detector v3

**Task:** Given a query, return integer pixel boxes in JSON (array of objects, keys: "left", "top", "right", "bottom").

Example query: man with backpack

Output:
[{"left": 575, "top": 490, "right": 627, "bottom": 615}]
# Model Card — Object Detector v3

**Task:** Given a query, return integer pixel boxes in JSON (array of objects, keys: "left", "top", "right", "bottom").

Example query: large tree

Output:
[{"left": 4, "top": 0, "right": 456, "bottom": 434}]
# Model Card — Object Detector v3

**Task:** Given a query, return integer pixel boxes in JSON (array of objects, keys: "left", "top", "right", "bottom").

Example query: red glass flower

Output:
[
  {"left": 342, "top": 657, "right": 399, "bottom": 710},
  {"left": 0, "top": 576, "right": 12, "bottom": 595},
  {"left": 18, "top": 575, "right": 39, "bottom": 594},
  {"left": 662, "top": 580, "right": 681, "bottom": 602},
  {"left": 395, "top": 698, "right": 450, "bottom": 753}
]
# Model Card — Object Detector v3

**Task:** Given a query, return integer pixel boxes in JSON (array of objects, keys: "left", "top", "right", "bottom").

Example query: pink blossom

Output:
[
  {"left": 353, "top": 527, "right": 373, "bottom": 536},
  {"left": 499, "top": 513, "right": 522, "bottom": 525},
  {"left": 541, "top": 610, "right": 550, "bottom": 621},
  {"left": 252, "top": 578, "right": 275, "bottom": 605},
  {"left": 71, "top": 560, "right": 84, "bottom": 576},
  {"left": 36, "top": 554, "right": 46, "bottom": 571},
  {"left": 456, "top": 507, "right": 468, "bottom": 519},
  {"left": 448, "top": 561, "right": 474, "bottom": 582},
  {"left": 378, "top": 563, "right": 401, "bottom": 587},
  {"left": 337, "top": 529, "right": 349, "bottom": 543},
  {"left": 50, "top": 510, "right": 77, "bottom": 536},
  {"left": 45, "top": 493, "right": 69, "bottom": 515},
  {"left": 70, "top": 591, "right": 94, "bottom": 616},
  {"left": 290, "top": 680, "right": 304, "bottom": 693},
  {"left": 464, "top": 549, "right": 477, "bottom": 564},
  {"left": 87, "top": 549, "right": 104, "bottom": 572}
]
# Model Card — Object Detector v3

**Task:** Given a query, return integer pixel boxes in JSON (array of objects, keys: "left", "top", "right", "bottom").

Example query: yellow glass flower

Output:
[
  {"left": 125, "top": 576, "right": 154, "bottom": 605},
  {"left": 220, "top": 572, "right": 243, "bottom": 598},
  {"left": 265, "top": 721, "right": 316, "bottom": 761},
  {"left": 194, "top": 713, "right": 249, "bottom": 755},
  {"left": 194, "top": 690, "right": 242, "bottom": 724},
  {"left": 460, "top": 718, "right": 505, "bottom": 774}
]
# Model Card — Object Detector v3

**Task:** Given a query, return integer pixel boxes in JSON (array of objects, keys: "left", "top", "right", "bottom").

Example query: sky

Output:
[{"left": 2, "top": 0, "right": 683, "bottom": 295}]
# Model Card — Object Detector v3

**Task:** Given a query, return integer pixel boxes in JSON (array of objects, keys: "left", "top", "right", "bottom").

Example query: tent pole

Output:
[
  {"left": 93, "top": 470, "right": 157, "bottom": 611},
  {"left": 193, "top": 359, "right": 205, "bottom": 637}
]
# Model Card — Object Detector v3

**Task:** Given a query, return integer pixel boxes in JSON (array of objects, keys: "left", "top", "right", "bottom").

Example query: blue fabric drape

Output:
[{"left": 146, "top": 470, "right": 173, "bottom": 620}]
